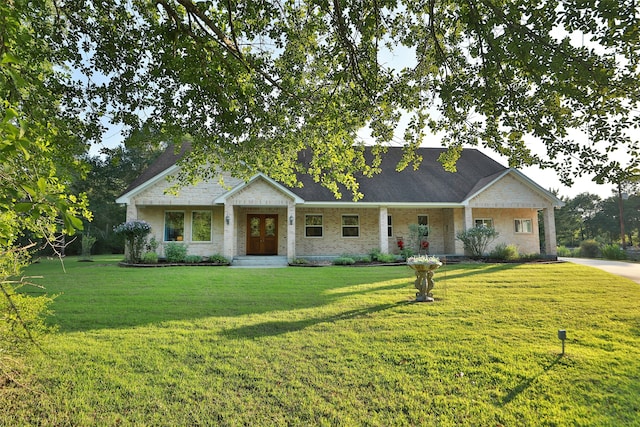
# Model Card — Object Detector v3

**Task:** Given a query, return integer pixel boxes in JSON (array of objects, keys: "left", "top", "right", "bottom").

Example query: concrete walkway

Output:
[{"left": 559, "top": 257, "right": 640, "bottom": 284}]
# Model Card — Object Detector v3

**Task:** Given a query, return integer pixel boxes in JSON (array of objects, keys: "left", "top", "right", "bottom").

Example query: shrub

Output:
[
  {"left": 601, "top": 244, "right": 627, "bottom": 260},
  {"left": 165, "top": 242, "right": 187, "bottom": 263},
  {"left": 377, "top": 253, "right": 398, "bottom": 263},
  {"left": 400, "top": 248, "right": 415, "bottom": 260},
  {"left": 556, "top": 245, "right": 573, "bottom": 257},
  {"left": 579, "top": 240, "right": 600, "bottom": 258},
  {"left": 368, "top": 248, "right": 382, "bottom": 261},
  {"left": 142, "top": 252, "right": 158, "bottom": 264},
  {"left": 207, "top": 254, "right": 230, "bottom": 264},
  {"left": 80, "top": 234, "right": 97, "bottom": 261},
  {"left": 456, "top": 227, "right": 499, "bottom": 258},
  {"left": 184, "top": 255, "right": 202, "bottom": 264},
  {"left": 490, "top": 243, "right": 519, "bottom": 261},
  {"left": 356, "top": 256, "right": 372, "bottom": 263},
  {"left": 333, "top": 257, "right": 355, "bottom": 265},
  {"left": 113, "top": 220, "right": 152, "bottom": 263},
  {"left": 292, "top": 258, "right": 308, "bottom": 265}
]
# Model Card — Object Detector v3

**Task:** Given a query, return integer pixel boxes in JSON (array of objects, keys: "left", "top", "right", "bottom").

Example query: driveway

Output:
[{"left": 559, "top": 257, "right": 640, "bottom": 284}]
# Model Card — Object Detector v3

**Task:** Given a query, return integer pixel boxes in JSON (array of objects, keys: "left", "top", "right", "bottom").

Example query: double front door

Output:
[{"left": 247, "top": 214, "right": 278, "bottom": 255}]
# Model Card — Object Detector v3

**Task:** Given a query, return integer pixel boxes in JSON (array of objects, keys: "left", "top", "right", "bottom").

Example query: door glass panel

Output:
[
  {"left": 265, "top": 218, "right": 276, "bottom": 237},
  {"left": 250, "top": 217, "right": 261, "bottom": 237}
]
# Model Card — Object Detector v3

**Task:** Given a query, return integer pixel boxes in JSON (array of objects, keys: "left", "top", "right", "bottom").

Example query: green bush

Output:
[
  {"left": 333, "top": 257, "right": 355, "bottom": 265},
  {"left": 356, "top": 256, "right": 372, "bottom": 263},
  {"left": 579, "top": 240, "right": 600, "bottom": 258},
  {"left": 368, "top": 248, "right": 382, "bottom": 261},
  {"left": 113, "top": 220, "right": 152, "bottom": 263},
  {"left": 556, "top": 245, "right": 573, "bottom": 257},
  {"left": 456, "top": 227, "right": 499, "bottom": 258},
  {"left": 400, "top": 248, "right": 414, "bottom": 260},
  {"left": 489, "top": 243, "right": 519, "bottom": 261},
  {"left": 184, "top": 255, "right": 202, "bottom": 264},
  {"left": 601, "top": 244, "right": 627, "bottom": 260},
  {"left": 207, "top": 254, "right": 230, "bottom": 264},
  {"left": 142, "top": 252, "right": 158, "bottom": 264},
  {"left": 165, "top": 242, "right": 187, "bottom": 263},
  {"left": 377, "top": 253, "right": 398, "bottom": 263}
]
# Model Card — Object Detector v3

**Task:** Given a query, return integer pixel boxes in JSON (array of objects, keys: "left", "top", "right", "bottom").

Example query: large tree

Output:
[
  {"left": 1, "top": 0, "right": 91, "bottom": 376},
  {"left": 43, "top": 0, "right": 639, "bottom": 200}
]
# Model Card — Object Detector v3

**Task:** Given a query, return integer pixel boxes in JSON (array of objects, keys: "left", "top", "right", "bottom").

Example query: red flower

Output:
[
  {"left": 397, "top": 239, "right": 404, "bottom": 249},
  {"left": 421, "top": 240, "right": 429, "bottom": 249}
]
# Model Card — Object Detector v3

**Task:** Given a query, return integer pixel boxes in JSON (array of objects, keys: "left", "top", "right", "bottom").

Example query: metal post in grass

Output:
[{"left": 558, "top": 329, "right": 567, "bottom": 355}]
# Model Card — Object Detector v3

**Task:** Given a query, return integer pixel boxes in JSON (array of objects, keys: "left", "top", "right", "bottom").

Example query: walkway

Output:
[{"left": 559, "top": 257, "right": 640, "bottom": 284}]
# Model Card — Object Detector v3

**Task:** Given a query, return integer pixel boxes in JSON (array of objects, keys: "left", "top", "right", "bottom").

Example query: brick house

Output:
[{"left": 116, "top": 145, "right": 563, "bottom": 263}]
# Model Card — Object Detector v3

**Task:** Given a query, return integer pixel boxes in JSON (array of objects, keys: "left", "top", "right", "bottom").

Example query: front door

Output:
[{"left": 247, "top": 214, "right": 278, "bottom": 255}]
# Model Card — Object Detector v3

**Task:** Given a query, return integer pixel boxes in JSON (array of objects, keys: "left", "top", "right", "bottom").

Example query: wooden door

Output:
[{"left": 246, "top": 214, "right": 278, "bottom": 255}]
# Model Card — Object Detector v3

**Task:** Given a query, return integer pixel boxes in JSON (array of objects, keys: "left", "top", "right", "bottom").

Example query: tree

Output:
[
  {"left": 42, "top": 0, "right": 639, "bottom": 200},
  {"left": 555, "top": 193, "right": 602, "bottom": 246},
  {"left": 1, "top": 0, "right": 90, "bottom": 378},
  {"left": 68, "top": 144, "right": 164, "bottom": 254}
]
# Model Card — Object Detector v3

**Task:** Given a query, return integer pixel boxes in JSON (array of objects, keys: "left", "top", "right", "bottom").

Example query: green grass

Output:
[{"left": 3, "top": 255, "right": 640, "bottom": 426}]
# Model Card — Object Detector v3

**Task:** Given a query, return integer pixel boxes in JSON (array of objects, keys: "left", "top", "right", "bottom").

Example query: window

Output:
[
  {"left": 387, "top": 215, "right": 393, "bottom": 237},
  {"left": 164, "top": 211, "right": 185, "bottom": 241},
  {"left": 342, "top": 215, "right": 359, "bottom": 237},
  {"left": 515, "top": 219, "right": 533, "bottom": 233},
  {"left": 475, "top": 218, "right": 494, "bottom": 228},
  {"left": 417, "top": 215, "right": 429, "bottom": 237},
  {"left": 305, "top": 214, "right": 323, "bottom": 237},
  {"left": 192, "top": 211, "right": 212, "bottom": 241}
]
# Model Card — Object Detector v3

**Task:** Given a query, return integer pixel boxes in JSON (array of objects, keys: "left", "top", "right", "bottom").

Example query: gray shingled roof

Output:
[
  {"left": 122, "top": 145, "right": 509, "bottom": 203},
  {"left": 288, "top": 147, "right": 507, "bottom": 203}
]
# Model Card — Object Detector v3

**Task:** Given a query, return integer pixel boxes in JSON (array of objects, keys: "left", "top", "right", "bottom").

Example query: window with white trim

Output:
[
  {"left": 475, "top": 218, "right": 494, "bottom": 228},
  {"left": 305, "top": 214, "right": 323, "bottom": 237},
  {"left": 514, "top": 219, "right": 533, "bottom": 233},
  {"left": 164, "top": 211, "right": 185, "bottom": 241},
  {"left": 192, "top": 211, "right": 212, "bottom": 241},
  {"left": 342, "top": 215, "right": 360, "bottom": 237}
]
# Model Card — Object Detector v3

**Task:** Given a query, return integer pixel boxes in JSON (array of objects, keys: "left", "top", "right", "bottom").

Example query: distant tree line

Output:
[
  {"left": 555, "top": 186, "right": 640, "bottom": 249},
  {"left": 33, "top": 144, "right": 164, "bottom": 256}
]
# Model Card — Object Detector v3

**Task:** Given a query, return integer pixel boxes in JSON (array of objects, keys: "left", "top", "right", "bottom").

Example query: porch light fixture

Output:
[
  {"left": 225, "top": 215, "right": 230, "bottom": 225},
  {"left": 289, "top": 215, "right": 294, "bottom": 225}
]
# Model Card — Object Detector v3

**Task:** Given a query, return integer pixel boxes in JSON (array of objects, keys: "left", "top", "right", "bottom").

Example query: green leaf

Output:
[{"left": 13, "top": 202, "right": 33, "bottom": 213}]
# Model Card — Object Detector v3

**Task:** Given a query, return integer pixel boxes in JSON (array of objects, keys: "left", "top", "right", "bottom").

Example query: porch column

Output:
[
  {"left": 223, "top": 202, "right": 235, "bottom": 260},
  {"left": 379, "top": 207, "right": 389, "bottom": 254},
  {"left": 287, "top": 203, "right": 296, "bottom": 262},
  {"left": 542, "top": 207, "right": 558, "bottom": 256},
  {"left": 454, "top": 206, "right": 473, "bottom": 255},
  {"left": 464, "top": 205, "right": 473, "bottom": 230},
  {"left": 126, "top": 201, "right": 138, "bottom": 222}
]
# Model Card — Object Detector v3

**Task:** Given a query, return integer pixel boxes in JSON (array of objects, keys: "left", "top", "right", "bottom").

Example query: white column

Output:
[
  {"left": 287, "top": 203, "right": 296, "bottom": 261},
  {"left": 453, "top": 206, "right": 473, "bottom": 255},
  {"left": 464, "top": 205, "right": 473, "bottom": 230},
  {"left": 543, "top": 207, "right": 558, "bottom": 256},
  {"left": 223, "top": 203, "right": 235, "bottom": 260},
  {"left": 379, "top": 207, "right": 389, "bottom": 253}
]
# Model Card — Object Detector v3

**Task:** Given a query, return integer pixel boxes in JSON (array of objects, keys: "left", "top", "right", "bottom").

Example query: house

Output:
[{"left": 116, "top": 144, "right": 564, "bottom": 263}]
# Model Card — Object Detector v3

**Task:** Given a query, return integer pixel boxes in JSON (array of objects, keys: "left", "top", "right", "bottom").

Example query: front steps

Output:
[{"left": 231, "top": 256, "right": 289, "bottom": 268}]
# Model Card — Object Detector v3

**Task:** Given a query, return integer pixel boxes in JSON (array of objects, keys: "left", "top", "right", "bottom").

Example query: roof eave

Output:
[
  {"left": 115, "top": 165, "right": 180, "bottom": 205},
  {"left": 463, "top": 169, "right": 565, "bottom": 207},
  {"left": 214, "top": 173, "right": 305, "bottom": 204}
]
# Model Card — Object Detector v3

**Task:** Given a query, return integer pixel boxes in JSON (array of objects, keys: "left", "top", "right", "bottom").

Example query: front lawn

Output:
[{"left": 3, "top": 256, "right": 639, "bottom": 426}]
